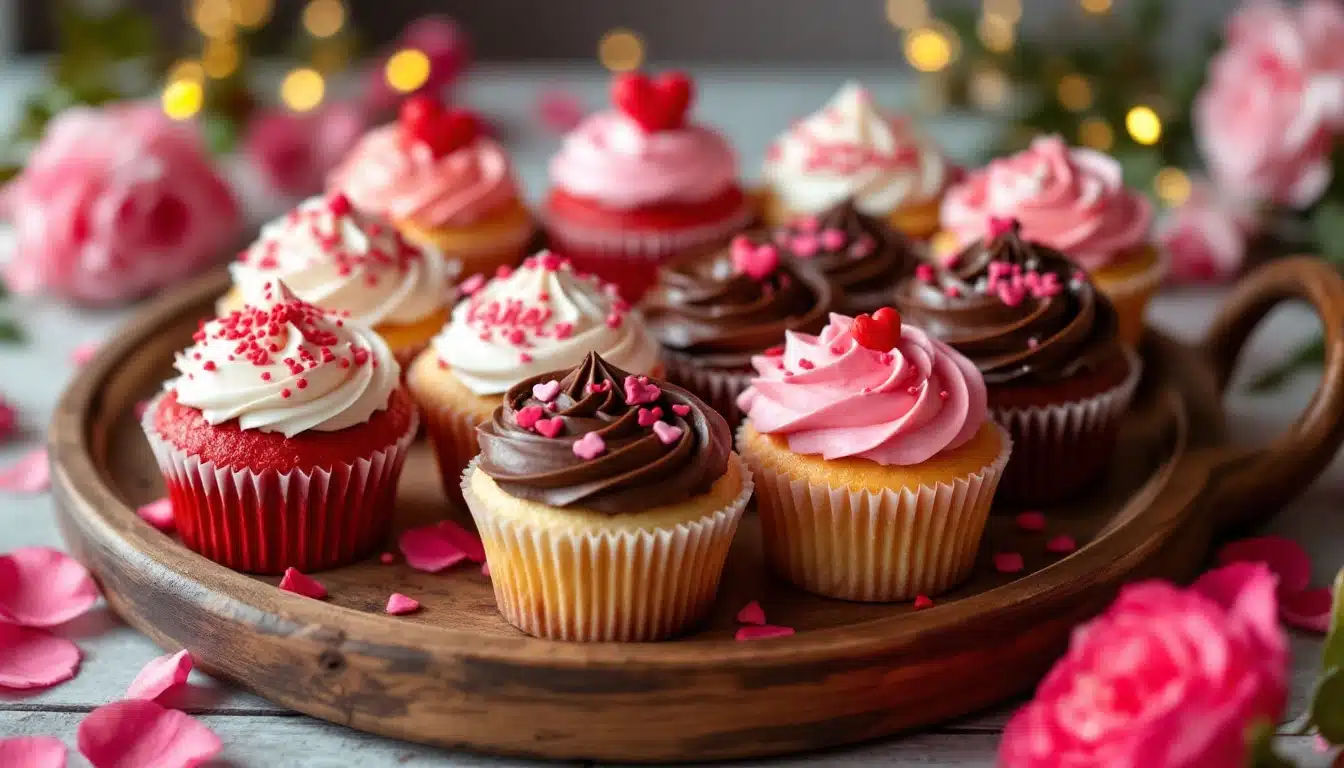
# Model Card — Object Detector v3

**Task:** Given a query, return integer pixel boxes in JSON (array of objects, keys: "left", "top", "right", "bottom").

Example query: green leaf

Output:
[
  {"left": 200, "top": 114, "right": 240, "bottom": 156},
  {"left": 1324, "top": 567, "right": 1344, "bottom": 671},
  {"left": 1244, "top": 718, "right": 1297, "bottom": 768},
  {"left": 1249, "top": 335, "right": 1325, "bottom": 393},
  {"left": 1309, "top": 667, "right": 1344, "bottom": 743},
  {"left": 1312, "top": 201, "right": 1344, "bottom": 265},
  {"left": 0, "top": 319, "right": 23, "bottom": 345}
]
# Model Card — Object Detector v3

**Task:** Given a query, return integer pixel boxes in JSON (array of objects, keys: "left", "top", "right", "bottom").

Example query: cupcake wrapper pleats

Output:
[
  {"left": 420, "top": 398, "right": 487, "bottom": 507},
  {"left": 661, "top": 352, "right": 753, "bottom": 430}
]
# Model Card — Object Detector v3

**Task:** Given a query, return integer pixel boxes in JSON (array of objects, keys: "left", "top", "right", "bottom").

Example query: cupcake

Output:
[
  {"left": 143, "top": 279, "right": 417, "bottom": 574},
  {"left": 543, "top": 71, "right": 754, "bottom": 301},
  {"left": 642, "top": 240, "right": 833, "bottom": 428},
  {"left": 894, "top": 219, "right": 1141, "bottom": 504},
  {"left": 465, "top": 351, "right": 752, "bottom": 641},
  {"left": 736, "top": 311, "right": 1010, "bottom": 602},
  {"left": 407, "top": 252, "right": 661, "bottom": 501},
  {"left": 219, "top": 193, "right": 458, "bottom": 366},
  {"left": 760, "top": 82, "right": 952, "bottom": 239},
  {"left": 938, "top": 135, "right": 1162, "bottom": 346},
  {"left": 328, "top": 96, "right": 533, "bottom": 280}
]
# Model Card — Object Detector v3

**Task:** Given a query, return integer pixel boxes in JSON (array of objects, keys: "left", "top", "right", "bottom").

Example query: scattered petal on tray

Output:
[
  {"left": 77, "top": 699, "right": 222, "bottom": 768},
  {"left": 0, "top": 448, "right": 50, "bottom": 494},
  {"left": 0, "top": 546, "right": 100, "bottom": 627},
  {"left": 126, "top": 650, "right": 193, "bottom": 701},
  {"left": 0, "top": 624, "right": 81, "bottom": 690}
]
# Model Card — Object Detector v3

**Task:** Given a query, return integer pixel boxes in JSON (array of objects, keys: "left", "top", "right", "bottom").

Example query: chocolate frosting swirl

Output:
[
  {"left": 893, "top": 223, "right": 1122, "bottom": 385},
  {"left": 476, "top": 352, "right": 732, "bottom": 513},
  {"left": 642, "top": 250, "right": 832, "bottom": 370}
]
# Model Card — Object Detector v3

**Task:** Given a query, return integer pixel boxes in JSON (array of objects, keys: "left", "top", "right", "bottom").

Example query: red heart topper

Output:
[
  {"left": 611, "top": 71, "right": 694, "bottom": 133},
  {"left": 852, "top": 307, "right": 903, "bottom": 352},
  {"left": 399, "top": 95, "right": 480, "bottom": 158}
]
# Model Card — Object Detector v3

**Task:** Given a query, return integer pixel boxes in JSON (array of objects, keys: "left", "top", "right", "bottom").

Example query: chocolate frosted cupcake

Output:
[
  {"left": 643, "top": 241, "right": 832, "bottom": 426},
  {"left": 894, "top": 219, "right": 1140, "bottom": 504},
  {"left": 464, "top": 351, "right": 753, "bottom": 641}
]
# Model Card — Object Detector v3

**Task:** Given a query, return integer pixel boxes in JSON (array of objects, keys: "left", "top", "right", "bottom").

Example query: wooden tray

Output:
[{"left": 49, "top": 258, "right": 1344, "bottom": 763}]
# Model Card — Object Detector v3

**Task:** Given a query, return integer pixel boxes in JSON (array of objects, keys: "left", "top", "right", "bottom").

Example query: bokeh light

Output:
[
  {"left": 202, "top": 38, "right": 239, "bottom": 79},
  {"left": 598, "top": 29, "right": 645, "bottom": 72},
  {"left": 162, "top": 80, "right": 204, "bottom": 121},
  {"left": 977, "top": 14, "right": 1015, "bottom": 53},
  {"left": 970, "top": 66, "right": 1010, "bottom": 111},
  {"left": 1154, "top": 167, "right": 1192, "bottom": 207},
  {"left": 1125, "top": 105, "right": 1162, "bottom": 145},
  {"left": 281, "top": 68, "right": 325, "bottom": 112},
  {"left": 905, "top": 24, "right": 960, "bottom": 73},
  {"left": 1079, "top": 117, "right": 1114, "bottom": 151},
  {"left": 1080, "top": 0, "right": 1112, "bottom": 14},
  {"left": 167, "top": 59, "right": 205, "bottom": 84},
  {"left": 386, "top": 49, "right": 431, "bottom": 93},
  {"left": 1056, "top": 74, "right": 1093, "bottom": 112},
  {"left": 984, "top": 0, "right": 1023, "bottom": 24},
  {"left": 302, "top": 0, "right": 345, "bottom": 39},
  {"left": 229, "top": 0, "right": 272, "bottom": 28},
  {"left": 886, "top": 0, "right": 929, "bottom": 30},
  {"left": 191, "top": 0, "right": 234, "bottom": 39}
]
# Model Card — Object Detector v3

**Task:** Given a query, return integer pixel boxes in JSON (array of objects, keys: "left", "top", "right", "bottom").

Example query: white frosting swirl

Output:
[
  {"left": 762, "top": 82, "right": 949, "bottom": 216},
  {"left": 229, "top": 195, "right": 459, "bottom": 327},
  {"left": 172, "top": 280, "right": 400, "bottom": 437},
  {"left": 432, "top": 252, "right": 661, "bottom": 395}
]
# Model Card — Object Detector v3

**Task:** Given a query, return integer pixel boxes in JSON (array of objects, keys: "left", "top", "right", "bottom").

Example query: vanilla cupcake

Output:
[
  {"left": 407, "top": 252, "right": 661, "bottom": 500},
  {"left": 465, "top": 351, "right": 751, "bottom": 641},
  {"left": 761, "top": 82, "right": 951, "bottom": 239},
  {"left": 220, "top": 193, "right": 458, "bottom": 365}
]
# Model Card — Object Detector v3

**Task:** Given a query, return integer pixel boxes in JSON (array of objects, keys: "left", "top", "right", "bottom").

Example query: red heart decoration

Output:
[
  {"left": 399, "top": 96, "right": 480, "bottom": 158},
  {"left": 852, "top": 307, "right": 903, "bottom": 352},
  {"left": 611, "top": 71, "right": 693, "bottom": 133}
]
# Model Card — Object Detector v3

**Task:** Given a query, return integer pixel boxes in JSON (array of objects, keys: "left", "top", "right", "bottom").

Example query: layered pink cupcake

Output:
[{"left": 544, "top": 71, "right": 753, "bottom": 301}]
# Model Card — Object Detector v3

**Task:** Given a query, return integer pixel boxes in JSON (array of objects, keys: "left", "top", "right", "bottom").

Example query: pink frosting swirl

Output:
[
  {"left": 738, "top": 313, "right": 987, "bottom": 466},
  {"left": 326, "top": 124, "right": 520, "bottom": 228},
  {"left": 940, "top": 135, "right": 1153, "bottom": 270},
  {"left": 548, "top": 110, "right": 738, "bottom": 210}
]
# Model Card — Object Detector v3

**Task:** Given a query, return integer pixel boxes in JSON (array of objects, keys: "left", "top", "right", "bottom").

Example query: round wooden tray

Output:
[{"left": 49, "top": 258, "right": 1344, "bottom": 763}]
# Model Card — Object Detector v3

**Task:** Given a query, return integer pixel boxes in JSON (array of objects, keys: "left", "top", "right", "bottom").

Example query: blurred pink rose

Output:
[
  {"left": 1, "top": 103, "right": 239, "bottom": 305},
  {"left": 1194, "top": 0, "right": 1344, "bottom": 208},
  {"left": 1157, "top": 178, "right": 1258, "bottom": 284},
  {"left": 364, "top": 16, "right": 471, "bottom": 115},
  {"left": 243, "top": 102, "right": 367, "bottom": 198},
  {"left": 999, "top": 563, "right": 1288, "bottom": 768}
]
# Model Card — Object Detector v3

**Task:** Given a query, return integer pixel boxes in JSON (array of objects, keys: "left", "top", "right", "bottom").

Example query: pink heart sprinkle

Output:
[
  {"left": 573, "top": 431, "right": 606, "bottom": 460},
  {"left": 71, "top": 341, "right": 99, "bottom": 367},
  {"left": 1218, "top": 536, "right": 1313, "bottom": 597},
  {"left": 652, "top": 421, "right": 683, "bottom": 445},
  {"left": 399, "top": 524, "right": 469, "bottom": 573},
  {"left": 515, "top": 405, "right": 544, "bottom": 430},
  {"left": 915, "top": 263, "right": 935, "bottom": 282},
  {"left": 623, "top": 375, "right": 661, "bottom": 406},
  {"left": 135, "top": 498, "right": 175, "bottom": 533},
  {"left": 637, "top": 407, "right": 663, "bottom": 427},
  {"left": 996, "top": 283, "right": 1026, "bottom": 307},
  {"left": 587, "top": 381, "right": 610, "bottom": 394},
  {"left": 385, "top": 593, "right": 421, "bottom": 616},
  {"left": 460, "top": 274, "right": 486, "bottom": 295},
  {"left": 735, "top": 625, "right": 795, "bottom": 641},
  {"left": 988, "top": 216, "right": 1017, "bottom": 238},
  {"left": 993, "top": 552, "right": 1024, "bottom": 574},
  {"left": 913, "top": 595, "right": 934, "bottom": 610},
  {"left": 1280, "top": 587, "right": 1333, "bottom": 633},
  {"left": 531, "top": 380, "right": 561, "bottom": 402},
  {"left": 790, "top": 234, "right": 819, "bottom": 258},
  {"left": 0, "top": 448, "right": 50, "bottom": 494},
  {"left": 1045, "top": 535, "right": 1077, "bottom": 554},
  {"left": 671, "top": 404, "right": 691, "bottom": 416},
  {"left": 77, "top": 699, "right": 222, "bottom": 768},
  {"left": 1015, "top": 511, "right": 1046, "bottom": 532},
  {"left": 0, "top": 736, "right": 67, "bottom": 768},
  {"left": 819, "top": 228, "right": 846, "bottom": 250},
  {"left": 277, "top": 568, "right": 327, "bottom": 599},
  {"left": 730, "top": 236, "right": 780, "bottom": 280},
  {"left": 436, "top": 520, "right": 486, "bottom": 563},
  {"left": 0, "top": 546, "right": 100, "bottom": 628},
  {"left": 735, "top": 600, "right": 766, "bottom": 626},
  {"left": 534, "top": 417, "right": 564, "bottom": 438},
  {"left": 126, "top": 649, "right": 192, "bottom": 701},
  {"left": 0, "top": 623, "right": 81, "bottom": 689},
  {"left": 553, "top": 322, "right": 574, "bottom": 339}
]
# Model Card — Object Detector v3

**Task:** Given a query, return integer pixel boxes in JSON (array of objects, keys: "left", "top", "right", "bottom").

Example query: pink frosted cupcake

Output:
[{"left": 544, "top": 71, "right": 753, "bottom": 301}]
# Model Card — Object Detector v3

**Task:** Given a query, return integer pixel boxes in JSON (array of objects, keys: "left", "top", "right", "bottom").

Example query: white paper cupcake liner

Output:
[
  {"left": 542, "top": 200, "right": 754, "bottom": 260},
  {"left": 140, "top": 393, "right": 419, "bottom": 574},
  {"left": 461, "top": 454, "right": 754, "bottom": 642},
  {"left": 418, "top": 394, "right": 491, "bottom": 505},
  {"left": 661, "top": 352, "right": 753, "bottom": 429},
  {"left": 739, "top": 423, "right": 1012, "bottom": 602}
]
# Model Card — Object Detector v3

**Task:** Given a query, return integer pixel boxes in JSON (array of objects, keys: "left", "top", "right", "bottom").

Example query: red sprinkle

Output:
[
  {"left": 993, "top": 552, "right": 1024, "bottom": 574},
  {"left": 296, "top": 378, "right": 308, "bottom": 390},
  {"left": 1015, "top": 511, "right": 1046, "bottom": 531},
  {"left": 1046, "top": 535, "right": 1078, "bottom": 554},
  {"left": 201, "top": 361, "right": 217, "bottom": 372},
  {"left": 280, "top": 388, "right": 292, "bottom": 399},
  {"left": 913, "top": 595, "right": 934, "bottom": 610},
  {"left": 764, "top": 346, "right": 784, "bottom": 357},
  {"left": 797, "top": 358, "right": 815, "bottom": 370}
]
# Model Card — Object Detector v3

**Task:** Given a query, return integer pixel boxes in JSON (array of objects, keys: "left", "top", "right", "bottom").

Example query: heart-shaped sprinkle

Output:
[
  {"left": 915, "top": 263, "right": 935, "bottom": 282},
  {"left": 400, "top": 95, "right": 480, "bottom": 157},
  {"left": 819, "top": 228, "right": 846, "bottom": 250},
  {"left": 515, "top": 405, "right": 544, "bottom": 430},
  {"left": 652, "top": 421, "right": 683, "bottom": 445},
  {"left": 730, "top": 236, "right": 779, "bottom": 280},
  {"left": 572, "top": 431, "right": 606, "bottom": 460},
  {"left": 535, "top": 417, "right": 564, "bottom": 438},
  {"left": 610, "top": 70, "right": 693, "bottom": 133},
  {"left": 671, "top": 404, "right": 691, "bottom": 416},
  {"left": 278, "top": 568, "right": 327, "bottom": 599},
  {"left": 637, "top": 407, "right": 663, "bottom": 427},
  {"left": 532, "top": 380, "right": 561, "bottom": 402},
  {"left": 385, "top": 593, "right": 421, "bottom": 616},
  {"left": 851, "top": 307, "right": 902, "bottom": 352},
  {"left": 988, "top": 215, "right": 1018, "bottom": 238},
  {"left": 587, "top": 381, "right": 611, "bottom": 394},
  {"left": 735, "top": 600, "right": 766, "bottom": 625},
  {"left": 623, "top": 375, "right": 661, "bottom": 405},
  {"left": 913, "top": 595, "right": 934, "bottom": 610},
  {"left": 1015, "top": 511, "right": 1046, "bottom": 532},
  {"left": 790, "top": 234, "right": 819, "bottom": 258}
]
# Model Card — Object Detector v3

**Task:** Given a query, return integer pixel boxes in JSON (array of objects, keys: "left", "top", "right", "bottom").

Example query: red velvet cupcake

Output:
[
  {"left": 543, "top": 71, "right": 753, "bottom": 301},
  {"left": 142, "top": 280, "right": 418, "bottom": 573}
]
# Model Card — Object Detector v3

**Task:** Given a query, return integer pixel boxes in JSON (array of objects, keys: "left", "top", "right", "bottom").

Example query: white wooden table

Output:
[{"left": 0, "top": 66, "right": 1338, "bottom": 766}]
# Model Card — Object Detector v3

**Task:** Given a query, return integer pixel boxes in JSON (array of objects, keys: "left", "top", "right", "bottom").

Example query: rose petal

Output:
[
  {"left": 70, "top": 342, "right": 99, "bottom": 367},
  {"left": 994, "top": 552, "right": 1025, "bottom": 574},
  {"left": 0, "top": 623, "right": 81, "bottom": 689},
  {"left": 398, "top": 524, "right": 468, "bottom": 573},
  {"left": 914, "top": 595, "right": 934, "bottom": 610},
  {"left": 277, "top": 568, "right": 327, "bottom": 600},
  {"left": 735, "top": 600, "right": 766, "bottom": 626},
  {"left": 436, "top": 520, "right": 486, "bottom": 563},
  {"left": 126, "top": 650, "right": 192, "bottom": 701},
  {"left": 0, "top": 546, "right": 100, "bottom": 627},
  {"left": 1280, "top": 587, "right": 1333, "bottom": 633},
  {"left": 77, "top": 699, "right": 222, "bottom": 768},
  {"left": 0, "top": 448, "right": 50, "bottom": 494},
  {"left": 1015, "top": 511, "right": 1046, "bottom": 532},
  {"left": 385, "top": 593, "right": 420, "bottom": 615},
  {"left": 135, "top": 499, "right": 175, "bottom": 533},
  {"left": 735, "top": 625, "right": 795, "bottom": 641},
  {"left": 1218, "top": 536, "right": 1312, "bottom": 596},
  {"left": 0, "top": 736, "right": 69, "bottom": 768}
]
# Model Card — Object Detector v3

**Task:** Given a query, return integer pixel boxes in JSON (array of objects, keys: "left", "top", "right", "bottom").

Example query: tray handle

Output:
[{"left": 1202, "top": 256, "right": 1344, "bottom": 529}]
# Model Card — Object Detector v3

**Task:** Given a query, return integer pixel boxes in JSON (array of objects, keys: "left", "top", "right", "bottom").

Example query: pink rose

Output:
[
  {"left": 1157, "top": 178, "right": 1257, "bottom": 284},
  {"left": 2, "top": 103, "right": 239, "bottom": 305},
  {"left": 243, "top": 102, "right": 367, "bottom": 198},
  {"left": 1194, "top": 1, "right": 1344, "bottom": 208},
  {"left": 940, "top": 135, "right": 1152, "bottom": 270},
  {"left": 999, "top": 563, "right": 1288, "bottom": 768}
]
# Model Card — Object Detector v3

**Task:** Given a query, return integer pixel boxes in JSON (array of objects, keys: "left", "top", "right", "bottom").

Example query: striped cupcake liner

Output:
[{"left": 660, "top": 352, "right": 753, "bottom": 431}]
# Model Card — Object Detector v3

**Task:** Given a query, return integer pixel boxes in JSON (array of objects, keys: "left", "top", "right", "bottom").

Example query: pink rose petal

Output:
[
  {"left": 125, "top": 650, "right": 192, "bottom": 701},
  {"left": 0, "top": 546, "right": 100, "bottom": 627},
  {"left": 0, "top": 623, "right": 81, "bottom": 689},
  {"left": 0, "top": 736, "right": 68, "bottom": 768},
  {"left": 994, "top": 552, "right": 1025, "bottom": 574},
  {"left": 277, "top": 568, "right": 327, "bottom": 600},
  {"left": 1218, "top": 536, "right": 1312, "bottom": 596},
  {"left": 385, "top": 593, "right": 420, "bottom": 615},
  {"left": 436, "top": 520, "right": 486, "bottom": 563},
  {"left": 70, "top": 342, "right": 99, "bottom": 367},
  {"left": 1280, "top": 587, "right": 1333, "bottom": 633},
  {"left": 735, "top": 625, "right": 795, "bottom": 641},
  {"left": 135, "top": 498, "right": 175, "bottom": 533},
  {"left": 735, "top": 600, "right": 766, "bottom": 626},
  {"left": 1015, "top": 511, "right": 1046, "bottom": 532},
  {"left": 398, "top": 524, "right": 468, "bottom": 573},
  {"left": 1045, "top": 534, "right": 1077, "bottom": 554},
  {"left": 77, "top": 699, "right": 221, "bottom": 768},
  {"left": 0, "top": 448, "right": 50, "bottom": 493}
]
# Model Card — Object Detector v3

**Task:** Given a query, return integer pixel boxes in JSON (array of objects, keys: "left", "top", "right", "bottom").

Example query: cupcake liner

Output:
[
  {"left": 461, "top": 454, "right": 754, "bottom": 642},
  {"left": 544, "top": 200, "right": 754, "bottom": 261},
  {"left": 739, "top": 423, "right": 1012, "bottom": 602},
  {"left": 661, "top": 352, "right": 752, "bottom": 430},
  {"left": 419, "top": 395, "right": 491, "bottom": 507},
  {"left": 990, "top": 348, "right": 1142, "bottom": 505},
  {"left": 141, "top": 394, "right": 419, "bottom": 574},
  {"left": 1096, "top": 247, "right": 1169, "bottom": 347}
]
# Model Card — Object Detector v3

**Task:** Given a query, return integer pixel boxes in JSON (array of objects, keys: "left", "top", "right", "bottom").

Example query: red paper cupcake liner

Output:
[{"left": 142, "top": 394, "right": 419, "bottom": 574}]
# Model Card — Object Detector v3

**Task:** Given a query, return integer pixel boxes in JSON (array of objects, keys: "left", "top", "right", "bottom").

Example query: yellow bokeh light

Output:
[
  {"left": 191, "top": 0, "right": 234, "bottom": 39},
  {"left": 970, "top": 66, "right": 1010, "bottom": 111},
  {"left": 168, "top": 59, "right": 204, "bottom": 84},
  {"left": 386, "top": 49, "right": 431, "bottom": 94},
  {"left": 302, "top": 0, "right": 345, "bottom": 39},
  {"left": 598, "top": 29, "right": 645, "bottom": 72},
  {"left": 1081, "top": 0, "right": 1112, "bottom": 14},
  {"left": 977, "top": 13, "right": 1015, "bottom": 53},
  {"left": 1126, "top": 106, "right": 1162, "bottom": 145},
  {"left": 1079, "top": 117, "right": 1114, "bottom": 151},
  {"left": 312, "top": 39, "right": 353, "bottom": 73},
  {"left": 202, "top": 39, "right": 239, "bottom": 79},
  {"left": 905, "top": 25, "right": 959, "bottom": 73},
  {"left": 984, "top": 0, "right": 1022, "bottom": 24},
  {"left": 230, "top": 0, "right": 272, "bottom": 28},
  {"left": 162, "top": 80, "right": 204, "bottom": 121},
  {"left": 885, "top": 0, "right": 929, "bottom": 29},
  {"left": 281, "top": 68, "right": 325, "bottom": 112},
  {"left": 1154, "top": 167, "right": 1193, "bottom": 207},
  {"left": 1056, "top": 74, "right": 1093, "bottom": 112}
]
